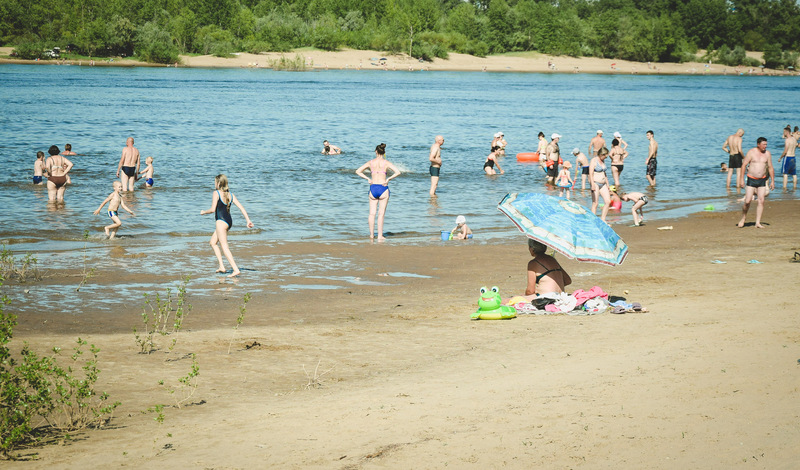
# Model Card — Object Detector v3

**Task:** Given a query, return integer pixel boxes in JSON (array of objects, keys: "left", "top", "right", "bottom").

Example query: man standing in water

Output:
[
  {"left": 588, "top": 130, "right": 605, "bottom": 158},
  {"left": 545, "top": 133, "right": 561, "bottom": 184},
  {"left": 645, "top": 130, "right": 658, "bottom": 186},
  {"left": 116, "top": 137, "right": 140, "bottom": 192},
  {"left": 722, "top": 128, "right": 745, "bottom": 190},
  {"left": 429, "top": 135, "right": 444, "bottom": 196},
  {"left": 778, "top": 126, "right": 797, "bottom": 190},
  {"left": 737, "top": 137, "right": 774, "bottom": 228}
]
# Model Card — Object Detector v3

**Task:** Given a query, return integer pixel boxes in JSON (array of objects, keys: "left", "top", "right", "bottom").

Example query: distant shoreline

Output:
[{"left": 1, "top": 47, "right": 796, "bottom": 77}]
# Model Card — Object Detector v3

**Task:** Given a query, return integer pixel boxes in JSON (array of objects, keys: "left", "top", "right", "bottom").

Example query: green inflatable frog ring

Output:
[{"left": 471, "top": 286, "right": 517, "bottom": 320}]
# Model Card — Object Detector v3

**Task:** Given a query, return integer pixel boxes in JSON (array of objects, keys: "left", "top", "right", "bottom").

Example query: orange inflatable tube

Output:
[{"left": 516, "top": 152, "right": 540, "bottom": 162}]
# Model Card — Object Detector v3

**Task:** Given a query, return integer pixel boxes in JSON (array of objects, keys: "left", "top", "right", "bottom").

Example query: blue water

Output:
[{"left": 1, "top": 64, "right": 798, "bottom": 251}]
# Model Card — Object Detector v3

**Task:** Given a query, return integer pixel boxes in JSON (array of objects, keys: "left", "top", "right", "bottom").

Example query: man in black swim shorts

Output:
[
  {"left": 722, "top": 128, "right": 745, "bottom": 190},
  {"left": 429, "top": 135, "right": 444, "bottom": 196}
]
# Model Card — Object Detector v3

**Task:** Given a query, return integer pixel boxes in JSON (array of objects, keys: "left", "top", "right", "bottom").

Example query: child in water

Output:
[
  {"left": 556, "top": 161, "right": 573, "bottom": 199},
  {"left": 139, "top": 156, "right": 155, "bottom": 187},
  {"left": 450, "top": 215, "right": 473, "bottom": 239},
  {"left": 33, "top": 151, "right": 46, "bottom": 184},
  {"left": 620, "top": 192, "right": 648, "bottom": 226},
  {"left": 200, "top": 174, "right": 254, "bottom": 277},
  {"left": 720, "top": 162, "right": 728, "bottom": 172},
  {"left": 93, "top": 181, "right": 135, "bottom": 239}
]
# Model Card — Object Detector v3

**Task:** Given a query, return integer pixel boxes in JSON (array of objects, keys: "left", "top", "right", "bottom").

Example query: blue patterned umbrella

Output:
[{"left": 498, "top": 193, "right": 628, "bottom": 265}]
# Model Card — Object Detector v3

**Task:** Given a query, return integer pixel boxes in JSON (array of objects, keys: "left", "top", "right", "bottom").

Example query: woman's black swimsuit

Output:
[
  {"left": 534, "top": 259, "right": 562, "bottom": 283},
  {"left": 215, "top": 190, "right": 233, "bottom": 228}
]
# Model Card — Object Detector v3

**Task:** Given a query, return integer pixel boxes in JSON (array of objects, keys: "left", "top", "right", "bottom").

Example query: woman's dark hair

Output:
[
  {"left": 375, "top": 143, "right": 386, "bottom": 155},
  {"left": 538, "top": 132, "right": 545, "bottom": 138},
  {"left": 612, "top": 138, "right": 620, "bottom": 146},
  {"left": 48, "top": 145, "right": 60, "bottom": 156},
  {"left": 491, "top": 145, "right": 500, "bottom": 152},
  {"left": 324, "top": 145, "right": 330, "bottom": 152}
]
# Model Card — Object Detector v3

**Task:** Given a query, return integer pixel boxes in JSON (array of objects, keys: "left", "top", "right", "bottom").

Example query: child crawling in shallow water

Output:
[{"left": 93, "top": 181, "right": 135, "bottom": 239}]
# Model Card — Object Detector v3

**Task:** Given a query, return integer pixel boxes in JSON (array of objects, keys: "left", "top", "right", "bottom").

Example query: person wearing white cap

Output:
[
  {"left": 588, "top": 130, "right": 605, "bottom": 159},
  {"left": 491, "top": 132, "right": 507, "bottom": 157},
  {"left": 450, "top": 215, "right": 473, "bottom": 240},
  {"left": 545, "top": 133, "right": 562, "bottom": 183},
  {"left": 572, "top": 147, "right": 590, "bottom": 189},
  {"left": 613, "top": 131, "right": 628, "bottom": 150}
]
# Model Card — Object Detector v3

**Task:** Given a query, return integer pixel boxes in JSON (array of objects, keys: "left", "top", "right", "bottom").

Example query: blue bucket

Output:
[{"left": 440, "top": 230, "right": 450, "bottom": 241}]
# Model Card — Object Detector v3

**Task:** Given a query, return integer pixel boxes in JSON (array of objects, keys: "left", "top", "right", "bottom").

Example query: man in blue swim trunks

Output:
[
  {"left": 778, "top": 126, "right": 797, "bottom": 190},
  {"left": 737, "top": 137, "right": 774, "bottom": 228},
  {"left": 116, "top": 137, "right": 140, "bottom": 192},
  {"left": 429, "top": 135, "right": 444, "bottom": 196}
]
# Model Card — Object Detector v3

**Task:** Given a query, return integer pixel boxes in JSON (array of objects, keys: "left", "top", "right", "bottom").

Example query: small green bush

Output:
[{"left": 12, "top": 40, "right": 44, "bottom": 60}]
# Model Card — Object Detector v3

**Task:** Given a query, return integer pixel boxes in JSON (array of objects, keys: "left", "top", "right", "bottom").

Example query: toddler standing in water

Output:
[
  {"left": 200, "top": 174, "right": 254, "bottom": 277},
  {"left": 33, "top": 151, "right": 46, "bottom": 184},
  {"left": 556, "top": 161, "right": 573, "bottom": 199},
  {"left": 93, "top": 181, "right": 135, "bottom": 239},
  {"left": 139, "top": 156, "right": 155, "bottom": 187}
]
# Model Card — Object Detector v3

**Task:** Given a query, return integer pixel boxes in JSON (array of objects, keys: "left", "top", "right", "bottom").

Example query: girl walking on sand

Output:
[
  {"left": 355, "top": 143, "right": 401, "bottom": 241},
  {"left": 200, "top": 174, "right": 254, "bottom": 277}
]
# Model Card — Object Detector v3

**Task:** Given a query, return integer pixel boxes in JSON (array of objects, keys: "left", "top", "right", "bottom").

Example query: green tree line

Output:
[{"left": 1, "top": 0, "right": 798, "bottom": 67}]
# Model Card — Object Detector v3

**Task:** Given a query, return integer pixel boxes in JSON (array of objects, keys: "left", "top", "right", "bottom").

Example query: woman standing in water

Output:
[
  {"left": 200, "top": 174, "right": 254, "bottom": 277},
  {"left": 589, "top": 147, "right": 613, "bottom": 222},
  {"left": 45, "top": 145, "right": 73, "bottom": 202},
  {"left": 355, "top": 143, "right": 401, "bottom": 241}
]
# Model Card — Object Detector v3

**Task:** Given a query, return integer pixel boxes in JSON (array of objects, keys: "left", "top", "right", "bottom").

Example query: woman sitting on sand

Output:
[
  {"left": 200, "top": 174, "right": 254, "bottom": 277},
  {"left": 589, "top": 147, "right": 612, "bottom": 222},
  {"left": 45, "top": 145, "right": 73, "bottom": 202},
  {"left": 524, "top": 239, "right": 572, "bottom": 299},
  {"left": 355, "top": 143, "right": 401, "bottom": 241}
]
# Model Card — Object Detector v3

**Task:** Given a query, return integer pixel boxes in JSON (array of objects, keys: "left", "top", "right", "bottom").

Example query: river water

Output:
[{"left": 1, "top": 64, "right": 797, "bottom": 253}]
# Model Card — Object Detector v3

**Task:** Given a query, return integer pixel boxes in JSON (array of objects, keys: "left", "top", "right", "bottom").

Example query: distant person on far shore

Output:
[
  {"left": 737, "top": 137, "right": 774, "bottom": 228},
  {"left": 613, "top": 132, "right": 628, "bottom": 150},
  {"left": 620, "top": 191, "right": 648, "bottom": 226},
  {"left": 33, "top": 151, "right": 46, "bottom": 185},
  {"left": 483, "top": 146, "right": 504, "bottom": 175},
  {"left": 573, "top": 148, "right": 589, "bottom": 189},
  {"left": 545, "top": 133, "right": 561, "bottom": 183},
  {"left": 429, "top": 135, "right": 444, "bottom": 196},
  {"left": 321, "top": 140, "right": 341, "bottom": 155},
  {"left": 139, "top": 156, "right": 155, "bottom": 187},
  {"left": 356, "top": 143, "right": 401, "bottom": 241},
  {"left": 93, "top": 181, "right": 135, "bottom": 239},
  {"left": 609, "top": 138, "right": 628, "bottom": 187},
  {"left": 116, "top": 137, "right": 140, "bottom": 191},
  {"left": 45, "top": 145, "right": 73, "bottom": 202},
  {"left": 778, "top": 126, "right": 797, "bottom": 190},
  {"left": 588, "top": 130, "right": 605, "bottom": 159},
  {"left": 589, "top": 147, "right": 612, "bottom": 222},
  {"left": 200, "top": 174, "right": 254, "bottom": 277},
  {"left": 722, "top": 128, "right": 745, "bottom": 190},
  {"left": 645, "top": 130, "right": 658, "bottom": 186}
]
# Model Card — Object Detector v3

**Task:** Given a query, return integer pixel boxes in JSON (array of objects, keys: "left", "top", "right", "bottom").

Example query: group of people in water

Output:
[{"left": 722, "top": 125, "right": 798, "bottom": 228}]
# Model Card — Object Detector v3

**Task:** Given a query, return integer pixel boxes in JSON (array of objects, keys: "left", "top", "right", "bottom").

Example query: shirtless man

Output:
[
  {"left": 737, "top": 137, "right": 774, "bottom": 228},
  {"left": 116, "top": 137, "right": 140, "bottom": 192},
  {"left": 722, "top": 128, "right": 745, "bottom": 190},
  {"left": 645, "top": 130, "right": 658, "bottom": 186},
  {"left": 321, "top": 140, "right": 342, "bottom": 155},
  {"left": 61, "top": 143, "right": 77, "bottom": 156},
  {"left": 777, "top": 126, "right": 797, "bottom": 190},
  {"left": 572, "top": 148, "right": 589, "bottom": 189},
  {"left": 429, "top": 135, "right": 444, "bottom": 196},
  {"left": 588, "top": 130, "right": 605, "bottom": 159},
  {"left": 545, "top": 134, "right": 561, "bottom": 183}
]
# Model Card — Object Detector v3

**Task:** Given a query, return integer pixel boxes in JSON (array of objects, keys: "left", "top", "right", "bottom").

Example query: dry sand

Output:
[
  {"left": 4, "top": 200, "right": 800, "bottom": 467},
  {"left": 1, "top": 46, "right": 794, "bottom": 76}
]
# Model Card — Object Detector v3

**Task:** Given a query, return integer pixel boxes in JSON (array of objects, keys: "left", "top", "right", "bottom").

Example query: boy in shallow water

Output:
[
  {"left": 139, "top": 156, "right": 155, "bottom": 187},
  {"left": 93, "top": 181, "right": 135, "bottom": 239},
  {"left": 33, "top": 151, "right": 46, "bottom": 184}
]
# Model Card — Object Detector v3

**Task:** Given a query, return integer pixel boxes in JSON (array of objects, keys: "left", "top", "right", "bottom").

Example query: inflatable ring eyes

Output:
[
  {"left": 480, "top": 287, "right": 488, "bottom": 294},
  {"left": 491, "top": 286, "right": 499, "bottom": 293}
]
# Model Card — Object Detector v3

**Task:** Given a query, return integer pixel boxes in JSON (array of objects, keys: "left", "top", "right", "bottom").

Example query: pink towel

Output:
[{"left": 571, "top": 286, "right": 609, "bottom": 306}]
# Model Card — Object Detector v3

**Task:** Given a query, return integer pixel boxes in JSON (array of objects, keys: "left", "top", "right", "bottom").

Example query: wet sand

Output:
[
  {"left": 2, "top": 46, "right": 793, "bottom": 76},
  {"left": 4, "top": 199, "right": 800, "bottom": 467}
]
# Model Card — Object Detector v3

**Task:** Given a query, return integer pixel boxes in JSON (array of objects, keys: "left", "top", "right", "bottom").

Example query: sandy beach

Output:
[
  {"left": 2, "top": 46, "right": 794, "bottom": 76},
  {"left": 3, "top": 198, "right": 799, "bottom": 467}
]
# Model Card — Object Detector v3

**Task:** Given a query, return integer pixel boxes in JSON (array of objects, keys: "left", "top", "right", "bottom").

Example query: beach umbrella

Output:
[{"left": 498, "top": 193, "right": 628, "bottom": 266}]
